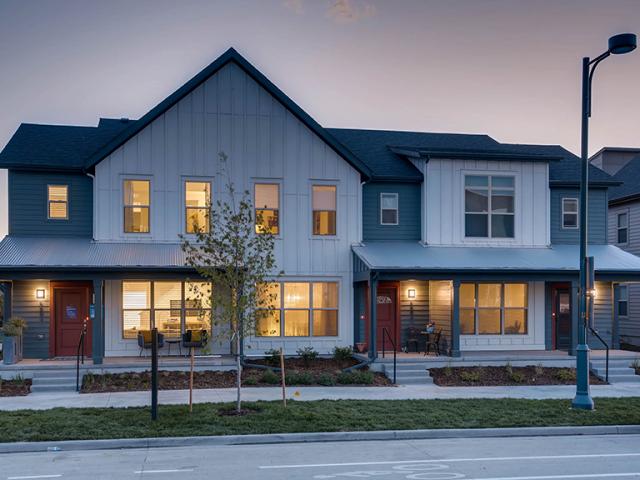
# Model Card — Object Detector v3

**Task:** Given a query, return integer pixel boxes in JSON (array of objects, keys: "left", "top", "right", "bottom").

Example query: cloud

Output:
[
  {"left": 327, "top": 0, "right": 377, "bottom": 23},
  {"left": 283, "top": 0, "right": 304, "bottom": 14}
]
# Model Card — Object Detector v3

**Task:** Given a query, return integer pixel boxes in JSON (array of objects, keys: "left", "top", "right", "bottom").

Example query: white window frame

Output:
[
  {"left": 183, "top": 178, "right": 212, "bottom": 235},
  {"left": 47, "top": 184, "right": 69, "bottom": 220},
  {"left": 464, "top": 175, "right": 515, "bottom": 239},
  {"left": 380, "top": 193, "right": 399, "bottom": 225},
  {"left": 122, "top": 178, "right": 151, "bottom": 235},
  {"left": 459, "top": 282, "right": 528, "bottom": 336},
  {"left": 617, "top": 284, "right": 629, "bottom": 317},
  {"left": 561, "top": 198, "right": 579, "bottom": 229},
  {"left": 617, "top": 211, "right": 629, "bottom": 245},
  {"left": 311, "top": 183, "right": 338, "bottom": 237},
  {"left": 253, "top": 181, "right": 281, "bottom": 236}
]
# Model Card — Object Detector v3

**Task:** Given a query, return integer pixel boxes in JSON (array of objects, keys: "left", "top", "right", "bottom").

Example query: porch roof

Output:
[
  {"left": 352, "top": 242, "right": 640, "bottom": 276},
  {"left": 0, "top": 236, "right": 189, "bottom": 271}
]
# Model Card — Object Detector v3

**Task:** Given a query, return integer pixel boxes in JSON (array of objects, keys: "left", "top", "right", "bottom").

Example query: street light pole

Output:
[{"left": 572, "top": 33, "right": 636, "bottom": 411}]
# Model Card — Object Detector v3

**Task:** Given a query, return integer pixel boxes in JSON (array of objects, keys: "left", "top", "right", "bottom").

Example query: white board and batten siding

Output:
[
  {"left": 96, "top": 62, "right": 362, "bottom": 356},
  {"left": 425, "top": 159, "right": 550, "bottom": 247}
]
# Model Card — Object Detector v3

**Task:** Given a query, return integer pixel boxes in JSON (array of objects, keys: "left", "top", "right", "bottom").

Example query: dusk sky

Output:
[{"left": 1, "top": 0, "right": 639, "bottom": 238}]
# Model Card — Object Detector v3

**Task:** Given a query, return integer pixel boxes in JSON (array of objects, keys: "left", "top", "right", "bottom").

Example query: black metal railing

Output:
[
  {"left": 381, "top": 327, "right": 397, "bottom": 384},
  {"left": 588, "top": 326, "right": 610, "bottom": 383},
  {"left": 76, "top": 320, "right": 87, "bottom": 392}
]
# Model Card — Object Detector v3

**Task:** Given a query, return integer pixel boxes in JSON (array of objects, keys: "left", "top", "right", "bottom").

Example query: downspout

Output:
[{"left": 84, "top": 171, "right": 96, "bottom": 240}]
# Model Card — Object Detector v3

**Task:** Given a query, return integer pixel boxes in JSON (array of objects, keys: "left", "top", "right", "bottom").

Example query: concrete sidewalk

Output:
[{"left": 0, "top": 383, "right": 638, "bottom": 411}]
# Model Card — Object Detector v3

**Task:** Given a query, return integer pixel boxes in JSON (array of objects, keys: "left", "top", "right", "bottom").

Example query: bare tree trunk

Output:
[
  {"left": 189, "top": 347, "right": 194, "bottom": 413},
  {"left": 236, "top": 333, "right": 242, "bottom": 413}
]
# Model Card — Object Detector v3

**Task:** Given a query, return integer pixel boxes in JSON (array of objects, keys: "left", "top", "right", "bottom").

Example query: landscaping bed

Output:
[
  {"left": 429, "top": 365, "right": 606, "bottom": 386},
  {"left": 0, "top": 378, "right": 31, "bottom": 397},
  {"left": 1, "top": 397, "right": 640, "bottom": 442}
]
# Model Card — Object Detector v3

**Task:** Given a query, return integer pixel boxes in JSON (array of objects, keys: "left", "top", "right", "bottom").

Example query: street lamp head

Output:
[{"left": 608, "top": 33, "right": 637, "bottom": 55}]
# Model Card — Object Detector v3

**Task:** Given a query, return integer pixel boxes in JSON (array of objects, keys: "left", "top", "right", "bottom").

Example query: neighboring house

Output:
[
  {"left": 591, "top": 147, "right": 640, "bottom": 348},
  {"left": 1, "top": 48, "right": 639, "bottom": 365}
]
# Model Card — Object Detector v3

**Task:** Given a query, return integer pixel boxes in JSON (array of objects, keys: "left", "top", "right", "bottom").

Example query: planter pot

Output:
[
  {"left": 355, "top": 342, "right": 368, "bottom": 354},
  {"left": 3, "top": 336, "right": 23, "bottom": 365}
]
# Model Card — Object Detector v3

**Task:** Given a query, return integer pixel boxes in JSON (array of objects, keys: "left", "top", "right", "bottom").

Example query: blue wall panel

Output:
[
  {"left": 363, "top": 182, "right": 421, "bottom": 241},
  {"left": 550, "top": 187, "right": 607, "bottom": 244}
]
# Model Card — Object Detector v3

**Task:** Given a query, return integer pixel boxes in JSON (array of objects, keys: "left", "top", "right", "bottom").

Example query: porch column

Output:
[
  {"left": 570, "top": 279, "right": 579, "bottom": 356},
  {"left": 0, "top": 281, "right": 11, "bottom": 324},
  {"left": 368, "top": 273, "right": 378, "bottom": 360},
  {"left": 92, "top": 279, "right": 104, "bottom": 365},
  {"left": 451, "top": 279, "right": 461, "bottom": 357},
  {"left": 353, "top": 282, "right": 363, "bottom": 345}
]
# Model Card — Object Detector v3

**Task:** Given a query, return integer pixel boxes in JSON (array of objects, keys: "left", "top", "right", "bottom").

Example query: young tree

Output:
[{"left": 181, "top": 152, "right": 279, "bottom": 413}]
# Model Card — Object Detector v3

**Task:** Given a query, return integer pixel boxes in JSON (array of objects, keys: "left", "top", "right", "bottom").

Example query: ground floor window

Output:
[
  {"left": 460, "top": 283, "right": 527, "bottom": 335},
  {"left": 122, "top": 280, "right": 211, "bottom": 339},
  {"left": 617, "top": 285, "right": 629, "bottom": 317},
  {"left": 256, "top": 281, "right": 339, "bottom": 337}
]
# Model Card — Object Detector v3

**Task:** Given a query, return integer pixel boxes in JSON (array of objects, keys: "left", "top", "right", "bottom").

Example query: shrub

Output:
[
  {"left": 2, "top": 317, "right": 27, "bottom": 337},
  {"left": 286, "top": 371, "right": 314, "bottom": 386},
  {"left": 296, "top": 346, "right": 319, "bottom": 367},
  {"left": 509, "top": 371, "right": 526, "bottom": 383},
  {"left": 260, "top": 369, "right": 280, "bottom": 385},
  {"left": 337, "top": 370, "right": 374, "bottom": 385},
  {"left": 631, "top": 358, "right": 640, "bottom": 371},
  {"left": 534, "top": 363, "right": 544, "bottom": 377},
  {"left": 332, "top": 346, "right": 353, "bottom": 363},
  {"left": 504, "top": 362, "right": 513, "bottom": 376},
  {"left": 244, "top": 376, "right": 258, "bottom": 386},
  {"left": 263, "top": 349, "right": 282, "bottom": 367},
  {"left": 12, "top": 373, "right": 25, "bottom": 386},
  {"left": 316, "top": 373, "right": 336, "bottom": 386},
  {"left": 460, "top": 370, "right": 481, "bottom": 383},
  {"left": 443, "top": 361, "right": 453, "bottom": 377},
  {"left": 554, "top": 369, "right": 576, "bottom": 382}
]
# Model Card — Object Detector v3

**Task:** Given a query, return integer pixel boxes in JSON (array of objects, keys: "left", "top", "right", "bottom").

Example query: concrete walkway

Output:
[{"left": 0, "top": 383, "right": 638, "bottom": 411}]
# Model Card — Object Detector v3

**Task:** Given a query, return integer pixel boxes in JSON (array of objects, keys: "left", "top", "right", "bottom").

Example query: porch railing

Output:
[
  {"left": 588, "top": 326, "right": 609, "bottom": 383},
  {"left": 76, "top": 320, "right": 87, "bottom": 392},
  {"left": 381, "top": 327, "right": 397, "bottom": 384}
]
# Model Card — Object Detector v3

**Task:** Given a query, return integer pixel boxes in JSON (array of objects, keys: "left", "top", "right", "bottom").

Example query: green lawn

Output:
[{"left": 1, "top": 398, "right": 639, "bottom": 443}]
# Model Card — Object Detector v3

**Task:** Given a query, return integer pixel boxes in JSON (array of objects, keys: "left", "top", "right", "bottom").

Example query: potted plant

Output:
[{"left": 2, "top": 317, "right": 27, "bottom": 365}]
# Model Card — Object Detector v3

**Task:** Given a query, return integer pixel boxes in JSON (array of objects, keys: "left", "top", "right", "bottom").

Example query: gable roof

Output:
[
  {"left": 609, "top": 155, "right": 640, "bottom": 203},
  {"left": 82, "top": 48, "right": 372, "bottom": 179},
  {"left": 0, "top": 118, "right": 131, "bottom": 171}
]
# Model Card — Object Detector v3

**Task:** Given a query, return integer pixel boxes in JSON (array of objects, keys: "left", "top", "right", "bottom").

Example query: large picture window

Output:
[
  {"left": 185, "top": 181, "right": 211, "bottom": 233},
  {"left": 464, "top": 175, "right": 514, "bottom": 238},
  {"left": 459, "top": 283, "right": 527, "bottom": 335},
  {"left": 124, "top": 179, "right": 150, "bottom": 233},
  {"left": 256, "top": 281, "right": 338, "bottom": 337},
  {"left": 47, "top": 185, "right": 69, "bottom": 219},
  {"left": 122, "top": 280, "right": 211, "bottom": 339},
  {"left": 255, "top": 183, "right": 280, "bottom": 235},
  {"left": 312, "top": 185, "right": 337, "bottom": 235}
]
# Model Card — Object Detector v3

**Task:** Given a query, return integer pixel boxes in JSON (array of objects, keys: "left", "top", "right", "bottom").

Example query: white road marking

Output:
[
  {"left": 259, "top": 452, "right": 640, "bottom": 469},
  {"left": 8, "top": 476, "right": 63, "bottom": 480},
  {"left": 464, "top": 474, "right": 640, "bottom": 480},
  {"left": 133, "top": 469, "right": 194, "bottom": 474}
]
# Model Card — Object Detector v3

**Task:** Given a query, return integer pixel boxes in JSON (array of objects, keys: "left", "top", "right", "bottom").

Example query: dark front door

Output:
[
  {"left": 53, "top": 283, "right": 92, "bottom": 357},
  {"left": 376, "top": 286, "right": 399, "bottom": 352},
  {"left": 552, "top": 285, "right": 572, "bottom": 351}
]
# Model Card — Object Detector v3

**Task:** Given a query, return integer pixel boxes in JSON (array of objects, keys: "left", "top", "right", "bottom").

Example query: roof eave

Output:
[
  {"left": 609, "top": 193, "right": 640, "bottom": 206},
  {"left": 549, "top": 181, "right": 619, "bottom": 188}
]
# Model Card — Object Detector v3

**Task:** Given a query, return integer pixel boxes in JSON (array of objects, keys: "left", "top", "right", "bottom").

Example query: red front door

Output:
[
  {"left": 376, "top": 286, "right": 400, "bottom": 352},
  {"left": 52, "top": 283, "right": 92, "bottom": 357}
]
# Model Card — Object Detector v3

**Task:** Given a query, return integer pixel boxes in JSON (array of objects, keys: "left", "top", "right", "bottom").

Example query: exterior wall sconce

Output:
[
  {"left": 35, "top": 288, "right": 46, "bottom": 300},
  {"left": 407, "top": 288, "right": 416, "bottom": 300}
]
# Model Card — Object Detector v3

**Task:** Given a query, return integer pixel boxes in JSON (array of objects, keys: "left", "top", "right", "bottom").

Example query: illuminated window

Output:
[
  {"left": 380, "top": 193, "right": 398, "bottom": 225},
  {"left": 123, "top": 180, "right": 150, "bottom": 233},
  {"left": 254, "top": 183, "right": 279, "bottom": 234},
  {"left": 256, "top": 281, "right": 338, "bottom": 337},
  {"left": 47, "top": 185, "right": 68, "bottom": 219},
  {"left": 312, "top": 185, "right": 336, "bottom": 235},
  {"left": 459, "top": 283, "right": 527, "bottom": 335},
  {"left": 185, "top": 181, "right": 211, "bottom": 233},
  {"left": 122, "top": 282, "right": 151, "bottom": 339}
]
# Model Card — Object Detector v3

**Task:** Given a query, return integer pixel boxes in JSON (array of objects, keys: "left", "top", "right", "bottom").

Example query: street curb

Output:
[{"left": 0, "top": 425, "right": 639, "bottom": 454}]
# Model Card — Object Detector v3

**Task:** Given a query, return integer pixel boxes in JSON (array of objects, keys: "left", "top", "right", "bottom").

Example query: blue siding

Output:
[
  {"left": 9, "top": 171, "right": 93, "bottom": 237},
  {"left": 12, "top": 280, "right": 50, "bottom": 359},
  {"left": 363, "top": 182, "right": 421, "bottom": 241},
  {"left": 550, "top": 187, "right": 607, "bottom": 244}
]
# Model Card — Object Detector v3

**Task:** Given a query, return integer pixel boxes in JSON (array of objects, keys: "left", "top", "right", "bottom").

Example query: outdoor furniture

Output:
[
  {"left": 405, "top": 327, "right": 422, "bottom": 353},
  {"left": 165, "top": 337, "right": 182, "bottom": 356},
  {"left": 424, "top": 329, "right": 443, "bottom": 356},
  {"left": 182, "top": 329, "right": 208, "bottom": 355},
  {"left": 137, "top": 330, "right": 165, "bottom": 356}
]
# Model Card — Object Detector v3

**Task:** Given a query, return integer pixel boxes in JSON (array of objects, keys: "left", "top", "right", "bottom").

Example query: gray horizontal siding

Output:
[
  {"left": 588, "top": 281, "right": 613, "bottom": 349},
  {"left": 608, "top": 201, "right": 640, "bottom": 256},
  {"left": 550, "top": 187, "right": 607, "bottom": 244},
  {"left": 429, "top": 280, "right": 452, "bottom": 354},
  {"left": 399, "top": 280, "right": 429, "bottom": 350},
  {"left": 363, "top": 182, "right": 421, "bottom": 241},
  {"left": 619, "top": 283, "right": 640, "bottom": 345},
  {"left": 9, "top": 171, "right": 93, "bottom": 237},
  {"left": 12, "top": 280, "right": 50, "bottom": 359}
]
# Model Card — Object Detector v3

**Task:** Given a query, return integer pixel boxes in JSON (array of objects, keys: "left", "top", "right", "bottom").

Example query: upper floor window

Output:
[
  {"left": 254, "top": 183, "right": 279, "bottom": 235},
  {"left": 47, "top": 185, "right": 68, "bottom": 220},
  {"left": 312, "top": 185, "right": 336, "bottom": 236},
  {"left": 380, "top": 193, "right": 399, "bottom": 225},
  {"left": 123, "top": 179, "right": 150, "bottom": 233},
  {"left": 617, "top": 284, "right": 628, "bottom": 317},
  {"left": 617, "top": 212, "right": 628, "bottom": 244},
  {"left": 464, "top": 175, "right": 514, "bottom": 238},
  {"left": 562, "top": 198, "right": 578, "bottom": 229},
  {"left": 185, "top": 181, "right": 211, "bottom": 233}
]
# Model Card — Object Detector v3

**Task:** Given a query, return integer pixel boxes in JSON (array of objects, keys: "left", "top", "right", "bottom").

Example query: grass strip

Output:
[{"left": 1, "top": 397, "right": 639, "bottom": 443}]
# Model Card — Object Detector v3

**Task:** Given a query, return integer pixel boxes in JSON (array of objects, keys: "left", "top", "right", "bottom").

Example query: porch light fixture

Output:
[
  {"left": 574, "top": 32, "right": 636, "bottom": 412},
  {"left": 35, "top": 288, "right": 45, "bottom": 300},
  {"left": 407, "top": 288, "right": 416, "bottom": 300}
]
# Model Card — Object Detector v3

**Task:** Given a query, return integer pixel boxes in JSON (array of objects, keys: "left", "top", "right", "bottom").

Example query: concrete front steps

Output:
[
  {"left": 590, "top": 358, "right": 640, "bottom": 383},
  {"left": 30, "top": 369, "right": 79, "bottom": 393},
  {"left": 377, "top": 361, "right": 433, "bottom": 384}
]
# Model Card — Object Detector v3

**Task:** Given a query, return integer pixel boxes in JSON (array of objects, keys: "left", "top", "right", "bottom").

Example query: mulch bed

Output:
[
  {"left": 429, "top": 366, "right": 607, "bottom": 386},
  {"left": 81, "top": 358, "right": 390, "bottom": 393},
  {"left": 0, "top": 379, "right": 31, "bottom": 396}
]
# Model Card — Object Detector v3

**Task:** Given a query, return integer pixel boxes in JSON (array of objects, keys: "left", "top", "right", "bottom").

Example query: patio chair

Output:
[
  {"left": 405, "top": 327, "right": 422, "bottom": 353},
  {"left": 137, "top": 330, "right": 165, "bottom": 356},
  {"left": 182, "top": 329, "right": 209, "bottom": 355},
  {"left": 425, "top": 329, "right": 442, "bottom": 356}
]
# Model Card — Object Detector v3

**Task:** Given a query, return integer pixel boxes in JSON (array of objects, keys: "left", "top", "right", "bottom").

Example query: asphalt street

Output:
[{"left": 1, "top": 434, "right": 639, "bottom": 480}]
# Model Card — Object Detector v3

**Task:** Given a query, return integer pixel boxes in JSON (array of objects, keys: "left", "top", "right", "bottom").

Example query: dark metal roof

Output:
[
  {"left": 609, "top": 155, "right": 640, "bottom": 203},
  {"left": 0, "top": 118, "right": 132, "bottom": 171}
]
